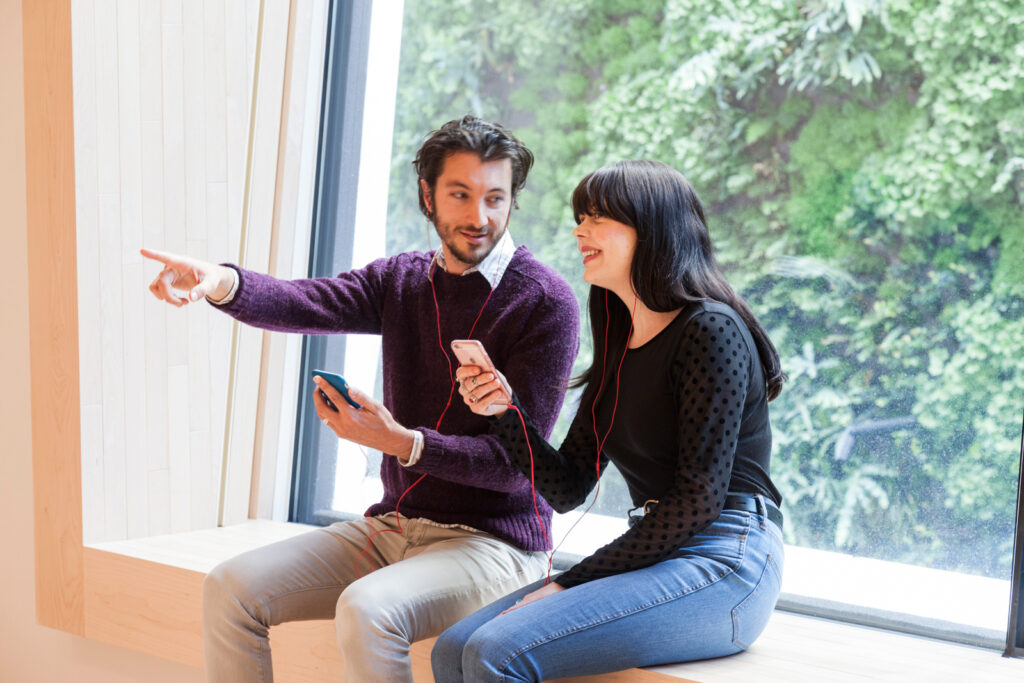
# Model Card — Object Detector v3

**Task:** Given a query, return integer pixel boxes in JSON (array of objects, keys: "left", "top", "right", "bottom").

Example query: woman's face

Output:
[{"left": 572, "top": 212, "right": 637, "bottom": 295}]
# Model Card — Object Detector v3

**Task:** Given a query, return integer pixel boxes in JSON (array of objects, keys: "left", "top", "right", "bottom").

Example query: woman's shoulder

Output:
[
  {"left": 674, "top": 300, "right": 757, "bottom": 359},
  {"left": 688, "top": 299, "right": 743, "bottom": 322},
  {"left": 667, "top": 300, "right": 745, "bottom": 336}
]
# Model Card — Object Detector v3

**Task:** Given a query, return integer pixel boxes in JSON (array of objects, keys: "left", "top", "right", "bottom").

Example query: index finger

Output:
[{"left": 140, "top": 247, "right": 177, "bottom": 265}]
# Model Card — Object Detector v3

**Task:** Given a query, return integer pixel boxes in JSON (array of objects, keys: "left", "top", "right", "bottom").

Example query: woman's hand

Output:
[
  {"left": 456, "top": 365, "right": 510, "bottom": 418},
  {"left": 500, "top": 581, "right": 565, "bottom": 615}
]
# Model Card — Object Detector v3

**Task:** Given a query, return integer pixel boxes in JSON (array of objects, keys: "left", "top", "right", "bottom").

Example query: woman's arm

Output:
[{"left": 491, "top": 398, "right": 609, "bottom": 512}]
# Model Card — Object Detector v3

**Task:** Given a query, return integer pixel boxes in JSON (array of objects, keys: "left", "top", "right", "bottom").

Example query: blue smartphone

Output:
[{"left": 312, "top": 369, "right": 362, "bottom": 410}]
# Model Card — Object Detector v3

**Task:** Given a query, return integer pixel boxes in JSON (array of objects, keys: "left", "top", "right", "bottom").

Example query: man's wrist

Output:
[
  {"left": 207, "top": 266, "right": 238, "bottom": 305},
  {"left": 396, "top": 428, "right": 423, "bottom": 467}
]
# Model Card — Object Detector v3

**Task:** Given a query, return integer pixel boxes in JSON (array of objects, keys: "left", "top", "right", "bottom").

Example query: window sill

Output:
[{"left": 81, "top": 520, "right": 1023, "bottom": 682}]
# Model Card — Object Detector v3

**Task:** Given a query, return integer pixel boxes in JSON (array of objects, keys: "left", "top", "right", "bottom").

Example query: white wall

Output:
[
  {"left": 0, "top": 0, "right": 204, "bottom": 678},
  {"left": 72, "top": 0, "right": 260, "bottom": 543},
  {"left": 71, "top": 0, "right": 326, "bottom": 542}
]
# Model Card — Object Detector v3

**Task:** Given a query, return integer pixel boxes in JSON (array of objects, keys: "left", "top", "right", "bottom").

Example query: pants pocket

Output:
[{"left": 730, "top": 551, "right": 782, "bottom": 650}]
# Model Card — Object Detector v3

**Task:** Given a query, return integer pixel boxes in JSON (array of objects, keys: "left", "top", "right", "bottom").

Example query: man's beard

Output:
[{"left": 434, "top": 216, "right": 507, "bottom": 269}]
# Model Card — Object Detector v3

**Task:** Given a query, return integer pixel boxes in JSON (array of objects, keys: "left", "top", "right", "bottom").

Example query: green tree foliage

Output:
[{"left": 387, "top": 0, "right": 1024, "bottom": 576}]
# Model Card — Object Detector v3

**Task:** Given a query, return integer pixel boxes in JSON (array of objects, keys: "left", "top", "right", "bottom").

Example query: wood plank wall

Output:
[{"left": 71, "top": 0, "right": 326, "bottom": 544}]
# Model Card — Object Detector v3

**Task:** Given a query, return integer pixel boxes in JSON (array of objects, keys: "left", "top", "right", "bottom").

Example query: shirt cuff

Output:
[
  {"left": 400, "top": 429, "right": 425, "bottom": 467},
  {"left": 206, "top": 267, "right": 239, "bottom": 306}
]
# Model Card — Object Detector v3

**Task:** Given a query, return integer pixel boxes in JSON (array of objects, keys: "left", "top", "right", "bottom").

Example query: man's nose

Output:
[{"left": 471, "top": 201, "right": 489, "bottom": 228}]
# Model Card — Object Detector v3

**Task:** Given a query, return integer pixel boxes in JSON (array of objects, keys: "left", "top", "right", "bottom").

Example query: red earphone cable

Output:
[
  {"left": 353, "top": 262, "right": 496, "bottom": 576},
  {"left": 549, "top": 292, "right": 635, "bottom": 566}
]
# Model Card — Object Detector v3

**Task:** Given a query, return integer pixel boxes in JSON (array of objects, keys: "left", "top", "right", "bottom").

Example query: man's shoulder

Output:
[
  {"left": 504, "top": 246, "right": 576, "bottom": 304},
  {"left": 360, "top": 250, "right": 433, "bottom": 282},
  {"left": 376, "top": 249, "right": 433, "bottom": 270}
]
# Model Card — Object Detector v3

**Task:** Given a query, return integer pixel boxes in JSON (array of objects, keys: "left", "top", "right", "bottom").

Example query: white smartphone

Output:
[{"left": 450, "top": 339, "right": 512, "bottom": 413}]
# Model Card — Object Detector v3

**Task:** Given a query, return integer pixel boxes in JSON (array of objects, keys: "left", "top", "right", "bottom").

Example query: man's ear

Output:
[{"left": 420, "top": 178, "right": 433, "bottom": 213}]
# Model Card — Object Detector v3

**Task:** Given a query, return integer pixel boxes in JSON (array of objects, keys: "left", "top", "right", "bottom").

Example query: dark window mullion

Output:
[
  {"left": 1005, "top": 406, "right": 1024, "bottom": 657},
  {"left": 289, "top": 0, "right": 373, "bottom": 525}
]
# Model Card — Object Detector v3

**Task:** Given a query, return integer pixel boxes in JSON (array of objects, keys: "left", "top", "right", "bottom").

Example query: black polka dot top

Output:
[{"left": 492, "top": 300, "right": 781, "bottom": 588}]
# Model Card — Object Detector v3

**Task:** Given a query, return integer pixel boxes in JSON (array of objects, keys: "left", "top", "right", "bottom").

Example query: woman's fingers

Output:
[
  {"left": 455, "top": 365, "right": 483, "bottom": 384},
  {"left": 464, "top": 377, "right": 503, "bottom": 403}
]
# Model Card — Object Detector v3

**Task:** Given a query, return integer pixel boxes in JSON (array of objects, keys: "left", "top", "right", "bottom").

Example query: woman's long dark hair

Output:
[{"left": 571, "top": 160, "right": 785, "bottom": 405}]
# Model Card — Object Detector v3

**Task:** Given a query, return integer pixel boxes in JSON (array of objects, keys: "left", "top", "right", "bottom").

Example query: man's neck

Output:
[{"left": 433, "top": 231, "right": 517, "bottom": 290}]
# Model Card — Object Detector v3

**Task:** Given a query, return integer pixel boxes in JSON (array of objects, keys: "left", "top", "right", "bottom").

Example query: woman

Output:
[{"left": 431, "top": 160, "right": 787, "bottom": 682}]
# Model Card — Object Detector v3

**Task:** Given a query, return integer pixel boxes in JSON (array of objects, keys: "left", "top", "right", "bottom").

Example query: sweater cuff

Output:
[{"left": 411, "top": 428, "right": 447, "bottom": 473}]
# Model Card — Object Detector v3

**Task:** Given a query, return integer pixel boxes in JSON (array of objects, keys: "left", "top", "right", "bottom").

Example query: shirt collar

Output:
[{"left": 431, "top": 230, "right": 516, "bottom": 289}]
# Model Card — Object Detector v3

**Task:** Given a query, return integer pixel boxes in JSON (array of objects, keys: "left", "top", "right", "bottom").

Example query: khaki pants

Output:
[{"left": 202, "top": 514, "right": 547, "bottom": 683}]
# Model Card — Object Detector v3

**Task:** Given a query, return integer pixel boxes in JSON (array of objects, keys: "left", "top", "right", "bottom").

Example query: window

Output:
[{"left": 293, "top": 0, "right": 1024, "bottom": 653}]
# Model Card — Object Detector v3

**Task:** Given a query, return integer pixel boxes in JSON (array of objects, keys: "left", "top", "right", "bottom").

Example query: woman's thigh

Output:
[{"left": 434, "top": 512, "right": 783, "bottom": 682}]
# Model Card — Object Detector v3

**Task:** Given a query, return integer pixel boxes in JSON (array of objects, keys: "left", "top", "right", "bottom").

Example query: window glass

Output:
[{"left": 319, "top": 0, "right": 1023, "bottom": 639}]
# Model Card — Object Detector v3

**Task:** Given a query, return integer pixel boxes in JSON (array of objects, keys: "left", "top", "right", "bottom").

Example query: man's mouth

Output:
[{"left": 460, "top": 230, "right": 488, "bottom": 246}]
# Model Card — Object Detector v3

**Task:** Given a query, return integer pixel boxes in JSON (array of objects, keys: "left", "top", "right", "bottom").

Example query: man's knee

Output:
[
  {"left": 334, "top": 582, "right": 404, "bottom": 646},
  {"left": 203, "top": 558, "right": 263, "bottom": 626}
]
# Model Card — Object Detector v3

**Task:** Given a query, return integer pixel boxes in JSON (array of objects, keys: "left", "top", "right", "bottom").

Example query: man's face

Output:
[{"left": 421, "top": 151, "right": 513, "bottom": 274}]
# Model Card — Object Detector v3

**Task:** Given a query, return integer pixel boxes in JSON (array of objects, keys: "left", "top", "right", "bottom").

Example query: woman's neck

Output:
[{"left": 619, "top": 294, "right": 683, "bottom": 349}]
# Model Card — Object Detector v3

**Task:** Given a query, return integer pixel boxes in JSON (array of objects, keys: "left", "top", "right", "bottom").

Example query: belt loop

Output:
[{"left": 755, "top": 494, "right": 766, "bottom": 525}]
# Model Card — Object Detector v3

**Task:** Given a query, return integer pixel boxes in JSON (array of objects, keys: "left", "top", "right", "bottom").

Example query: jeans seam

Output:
[
  {"left": 730, "top": 549, "right": 782, "bottom": 650},
  {"left": 497, "top": 516, "right": 754, "bottom": 675}
]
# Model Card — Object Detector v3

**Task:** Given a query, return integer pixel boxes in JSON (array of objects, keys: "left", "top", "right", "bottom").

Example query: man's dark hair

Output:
[{"left": 413, "top": 115, "right": 534, "bottom": 218}]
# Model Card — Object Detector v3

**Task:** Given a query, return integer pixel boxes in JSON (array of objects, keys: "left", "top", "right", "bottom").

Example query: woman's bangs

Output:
[{"left": 571, "top": 166, "right": 635, "bottom": 227}]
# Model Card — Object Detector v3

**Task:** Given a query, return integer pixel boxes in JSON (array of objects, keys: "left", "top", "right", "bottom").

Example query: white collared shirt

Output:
[{"left": 430, "top": 229, "right": 516, "bottom": 290}]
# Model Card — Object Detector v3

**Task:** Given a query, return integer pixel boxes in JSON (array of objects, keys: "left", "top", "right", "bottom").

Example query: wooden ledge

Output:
[{"left": 84, "top": 522, "right": 1024, "bottom": 682}]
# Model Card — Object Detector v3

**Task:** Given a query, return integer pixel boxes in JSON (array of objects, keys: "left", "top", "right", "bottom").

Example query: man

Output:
[{"left": 142, "top": 115, "right": 580, "bottom": 682}]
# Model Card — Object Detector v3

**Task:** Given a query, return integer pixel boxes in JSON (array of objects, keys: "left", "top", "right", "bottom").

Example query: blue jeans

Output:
[{"left": 431, "top": 498, "right": 784, "bottom": 682}]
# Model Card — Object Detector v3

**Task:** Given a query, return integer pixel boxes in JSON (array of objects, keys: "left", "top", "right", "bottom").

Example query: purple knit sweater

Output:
[{"left": 217, "top": 246, "right": 580, "bottom": 551}]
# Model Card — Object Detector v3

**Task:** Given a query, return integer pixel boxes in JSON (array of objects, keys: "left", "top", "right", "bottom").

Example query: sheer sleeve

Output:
[{"left": 492, "top": 397, "right": 609, "bottom": 513}]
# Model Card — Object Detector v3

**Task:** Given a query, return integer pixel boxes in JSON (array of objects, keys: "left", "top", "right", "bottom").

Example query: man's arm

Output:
[{"left": 142, "top": 247, "right": 390, "bottom": 336}]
